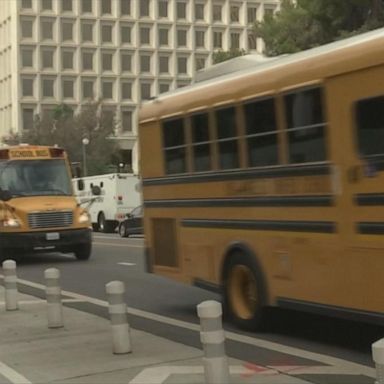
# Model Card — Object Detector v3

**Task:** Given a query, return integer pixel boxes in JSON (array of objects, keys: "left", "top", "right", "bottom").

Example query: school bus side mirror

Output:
[
  {"left": 77, "top": 179, "right": 85, "bottom": 191},
  {"left": 0, "top": 189, "right": 12, "bottom": 202},
  {"left": 91, "top": 185, "right": 101, "bottom": 196}
]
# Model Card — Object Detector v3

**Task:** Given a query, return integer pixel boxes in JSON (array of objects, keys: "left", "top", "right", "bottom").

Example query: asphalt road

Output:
[{"left": 7, "top": 232, "right": 383, "bottom": 371}]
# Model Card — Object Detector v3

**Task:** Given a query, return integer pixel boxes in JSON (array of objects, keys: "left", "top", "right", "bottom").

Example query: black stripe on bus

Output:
[
  {"left": 142, "top": 163, "right": 331, "bottom": 186},
  {"left": 277, "top": 297, "right": 384, "bottom": 326},
  {"left": 355, "top": 193, "right": 384, "bottom": 206},
  {"left": 145, "top": 195, "right": 333, "bottom": 208},
  {"left": 357, "top": 222, "right": 384, "bottom": 234},
  {"left": 181, "top": 219, "right": 336, "bottom": 233}
]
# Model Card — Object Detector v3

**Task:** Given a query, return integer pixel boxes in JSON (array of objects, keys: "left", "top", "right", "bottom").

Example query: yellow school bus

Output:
[
  {"left": 0, "top": 145, "right": 96, "bottom": 260},
  {"left": 139, "top": 28, "right": 384, "bottom": 330}
]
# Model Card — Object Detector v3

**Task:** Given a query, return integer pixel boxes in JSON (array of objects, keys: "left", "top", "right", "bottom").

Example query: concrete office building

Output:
[{"left": 0, "top": 0, "right": 280, "bottom": 160}]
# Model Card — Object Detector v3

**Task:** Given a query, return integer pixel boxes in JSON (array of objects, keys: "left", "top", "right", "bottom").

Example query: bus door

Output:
[{"left": 329, "top": 64, "right": 384, "bottom": 313}]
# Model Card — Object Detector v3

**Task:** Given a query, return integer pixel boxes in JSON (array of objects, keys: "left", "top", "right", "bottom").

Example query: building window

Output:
[
  {"left": 213, "top": 31, "right": 222, "bottom": 48},
  {"left": 264, "top": 7, "right": 275, "bottom": 18},
  {"left": 21, "top": 0, "right": 32, "bottom": 9},
  {"left": 21, "top": 48, "right": 33, "bottom": 67},
  {"left": 62, "top": 21, "right": 73, "bottom": 41},
  {"left": 195, "top": 56, "right": 206, "bottom": 71},
  {"left": 141, "top": 83, "right": 151, "bottom": 100},
  {"left": 102, "top": 52, "right": 113, "bottom": 71},
  {"left": 159, "top": 56, "right": 169, "bottom": 73},
  {"left": 162, "top": 118, "right": 186, "bottom": 174},
  {"left": 140, "top": 0, "right": 150, "bottom": 17},
  {"left": 122, "top": 110, "right": 132, "bottom": 132},
  {"left": 230, "top": 5, "right": 240, "bottom": 22},
  {"left": 213, "top": 4, "right": 222, "bottom": 22},
  {"left": 42, "top": 0, "right": 53, "bottom": 11},
  {"left": 41, "top": 19, "right": 54, "bottom": 40},
  {"left": 102, "top": 81, "right": 113, "bottom": 99},
  {"left": 42, "top": 78, "right": 55, "bottom": 98},
  {"left": 284, "top": 87, "right": 327, "bottom": 163},
  {"left": 158, "top": 1, "right": 168, "bottom": 17},
  {"left": 121, "top": 82, "right": 132, "bottom": 100},
  {"left": 248, "top": 33, "right": 257, "bottom": 50},
  {"left": 248, "top": 7, "right": 258, "bottom": 24},
  {"left": 41, "top": 48, "right": 54, "bottom": 69},
  {"left": 244, "top": 97, "right": 278, "bottom": 167},
  {"left": 63, "top": 79, "right": 74, "bottom": 98},
  {"left": 81, "top": 0, "right": 92, "bottom": 13},
  {"left": 82, "top": 51, "right": 94, "bottom": 70},
  {"left": 81, "top": 22, "right": 93, "bottom": 42},
  {"left": 120, "top": 0, "right": 130, "bottom": 15},
  {"left": 195, "top": 30, "right": 205, "bottom": 48},
  {"left": 22, "top": 108, "right": 34, "bottom": 130},
  {"left": 230, "top": 32, "right": 240, "bottom": 49},
  {"left": 62, "top": 51, "right": 74, "bottom": 70},
  {"left": 177, "top": 57, "right": 187, "bottom": 74},
  {"left": 215, "top": 106, "right": 239, "bottom": 169},
  {"left": 82, "top": 80, "right": 94, "bottom": 99},
  {"left": 140, "top": 27, "right": 151, "bottom": 45},
  {"left": 121, "top": 53, "right": 132, "bottom": 72},
  {"left": 195, "top": 3, "right": 205, "bottom": 21},
  {"left": 21, "top": 19, "right": 33, "bottom": 39},
  {"left": 191, "top": 112, "right": 211, "bottom": 172},
  {"left": 177, "top": 2, "right": 186, "bottom": 19},
  {"left": 101, "top": 24, "right": 113, "bottom": 43},
  {"left": 140, "top": 55, "right": 151, "bottom": 73},
  {"left": 101, "top": 0, "right": 112, "bottom": 14},
  {"left": 159, "top": 28, "right": 169, "bottom": 46},
  {"left": 22, "top": 78, "right": 34, "bottom": 97},
  {"left": 159, "top": 83, "right": 170, "bottom": 94},
  {"left": 177, "top": 29, "right": 187, "bottom": 47},
  {"left": 62, "top": 0, "right": 72, "bottom": 12},
  {"left": 121, "top": 26, "right": 131, "bottom": 43}
]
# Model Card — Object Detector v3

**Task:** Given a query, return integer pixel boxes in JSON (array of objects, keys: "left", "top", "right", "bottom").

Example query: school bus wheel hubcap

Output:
[{"left": 229, "top": 265, "right": 258, "bottom": 320}]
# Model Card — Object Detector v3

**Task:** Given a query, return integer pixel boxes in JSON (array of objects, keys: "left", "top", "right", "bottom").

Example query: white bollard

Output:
[
  {"left": 373, "top": 338, "right": 384, "bottom": 384},
  {"left": 197, "top": 300, "right": 230, "bottom": 384},
  {"left": 44, "top": 268, "right": 63, "bottom": 328},
  {"left": 105, "top": 281, "right": 131, "bottom": 354},
  {"left": 2, "top": 260, "right": 18, "bottom": 311}
]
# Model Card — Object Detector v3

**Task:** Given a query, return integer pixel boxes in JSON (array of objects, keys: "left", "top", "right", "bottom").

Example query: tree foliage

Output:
[
  {"left": 212, "top": 48, "right": 247, "bottom": 64},
  {"left": 255, "top": 0, "right": 384, "bottom": 56},
  {"left": 1, "top": 101, "right": 121, "bottom": 176}
]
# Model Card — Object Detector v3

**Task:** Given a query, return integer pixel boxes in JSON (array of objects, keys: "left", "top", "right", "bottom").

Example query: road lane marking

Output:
[
  {"left": 4, "top": 276, "right": 376, "bottom": 378},
  {"left": 0, "top": 361, "right": 31, "bottom": 384},
  {"left": 93, "top": 234, "right": 144, "bottom": 241},
  {"left": 118, "top": 262, "right": 137, "bottom": 266},
  {"left": 93, "top": 242, "right": 143, "bottom": 248}
]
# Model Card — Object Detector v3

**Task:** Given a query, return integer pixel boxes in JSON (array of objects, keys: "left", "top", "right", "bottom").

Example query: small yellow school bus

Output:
[
  {"left": 0, "top": 145, "right": 96, "bottom": 260},
  {"left": 139, "top": 28, "right": 384, "bottom": 330}
]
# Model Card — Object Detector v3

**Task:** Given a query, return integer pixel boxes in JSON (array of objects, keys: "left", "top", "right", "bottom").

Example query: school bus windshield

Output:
[{"left": 0, "top": 159, "right": 72, "bottom": 197}]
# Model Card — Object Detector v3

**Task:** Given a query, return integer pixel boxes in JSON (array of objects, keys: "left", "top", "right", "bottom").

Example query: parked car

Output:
[{"left": 118, "top": 205, "right": 143, "bottom": 237}]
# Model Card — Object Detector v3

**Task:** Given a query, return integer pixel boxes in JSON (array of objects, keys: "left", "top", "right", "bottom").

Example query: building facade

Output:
[{"left": 0, "top": 0, "right": 280, "bottom": 154}]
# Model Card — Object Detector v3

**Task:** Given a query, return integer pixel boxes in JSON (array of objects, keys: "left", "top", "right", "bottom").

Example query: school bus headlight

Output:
[
  {"left": 78, "top": 211, "right": 90, "bottom": 223},
  {"left": 3, "top": 218, "right": 21, "bottom": 228}
]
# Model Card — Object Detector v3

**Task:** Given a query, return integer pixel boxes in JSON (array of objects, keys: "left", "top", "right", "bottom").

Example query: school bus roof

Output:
[{"left": 139, "top": 27, "right": 384, "bottom": 122}]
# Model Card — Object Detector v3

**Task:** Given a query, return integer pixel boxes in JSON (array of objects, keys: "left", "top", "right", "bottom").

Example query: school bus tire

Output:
[
  {"left": 74, "top": 242, "right": 92, "bottom": 260},
  {"left": 222, "top": 248, "right": 268, "bottom": 332}
]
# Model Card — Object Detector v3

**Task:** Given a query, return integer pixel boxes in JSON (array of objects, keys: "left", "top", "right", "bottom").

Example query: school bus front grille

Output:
[{"left": 28, "top": 211, "right": 73, "bottom": 229}]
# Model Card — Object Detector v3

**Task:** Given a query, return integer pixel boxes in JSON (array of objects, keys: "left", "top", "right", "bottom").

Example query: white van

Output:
[{"left": 73, "top": 173, "right": 141, "bottom": 233}]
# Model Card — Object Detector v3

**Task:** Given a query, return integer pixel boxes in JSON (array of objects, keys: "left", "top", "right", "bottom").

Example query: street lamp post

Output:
[{"left": 82, "top": 137, "right": 89, "bottom": 176}]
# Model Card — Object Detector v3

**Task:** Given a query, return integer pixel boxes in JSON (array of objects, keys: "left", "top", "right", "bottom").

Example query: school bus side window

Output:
[
  {"left": 191, "top": 112, "right": 211, "bottom": 172},
  {"left": 355, "top": 95, "right": 384, "bottom": 157},
  {"left": 284, "top": 87, "right": 327, "bottom": 164},
  {"left": 215, "top": 106, "right": 239, "bottom": 170},
  {"left": 244, "top": 97, "right": 278, "bottom": 167},
  {"left": 162, "top": 118, "right": 187, "bottom": 174}
]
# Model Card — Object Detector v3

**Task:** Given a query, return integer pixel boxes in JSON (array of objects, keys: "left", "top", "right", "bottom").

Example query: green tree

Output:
[
  {"left": 255, "top": 0, "right": 384, "bottom": 56},
  {"left": 1, "top": 101, "right": 122, "bottom": 176},
  {"left": 212, "top": 48, "right": 247, "bottom": 64}
]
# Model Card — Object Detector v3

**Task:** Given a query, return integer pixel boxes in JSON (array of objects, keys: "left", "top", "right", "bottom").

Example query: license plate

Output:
[{"left": 46, "top": 232, "right": 60, "bottom": 240}]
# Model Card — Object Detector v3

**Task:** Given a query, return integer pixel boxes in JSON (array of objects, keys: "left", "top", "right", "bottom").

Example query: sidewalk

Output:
[{"left": 0, "top": 287, "right": 319, "bottom": 384}]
